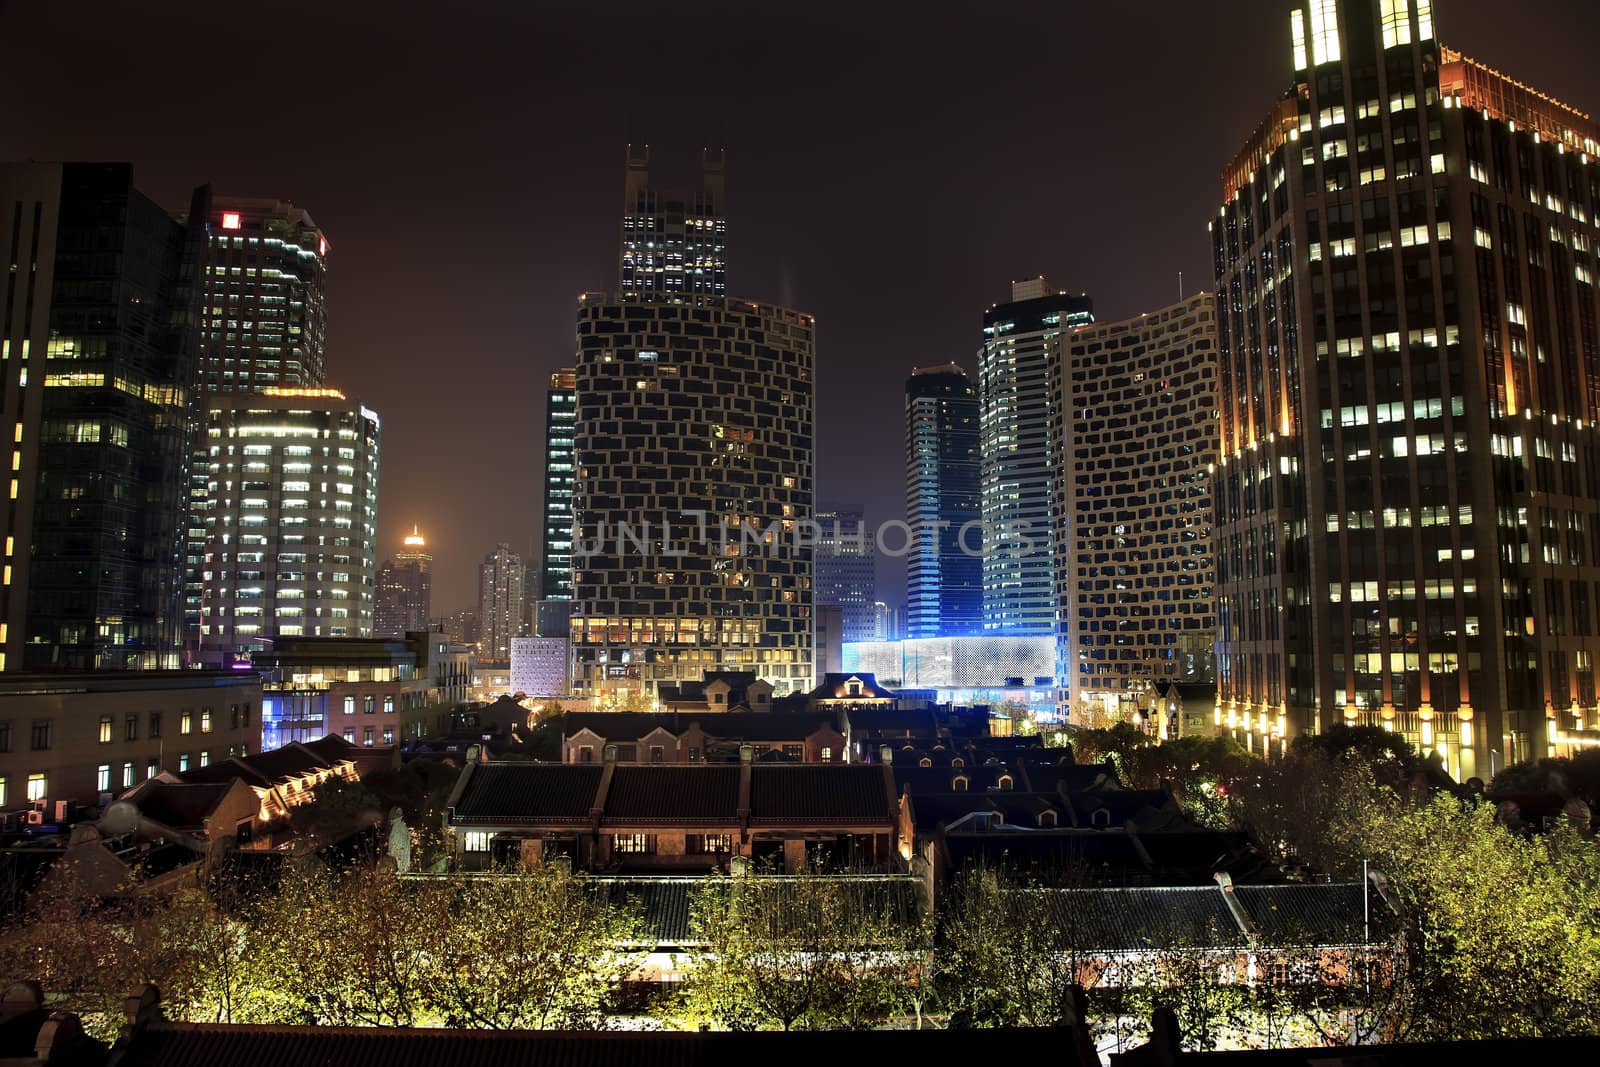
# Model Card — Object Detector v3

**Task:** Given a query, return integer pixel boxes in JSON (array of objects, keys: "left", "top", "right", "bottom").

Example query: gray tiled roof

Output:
[
  {"left": 748, "top": 765, "right": 893, "bottom": 825},
  {"left": 451, "top": 764, "right": 602, "bottom": 824},
  {"left": 1031, "top": 886, "right": 1246, "bottom": 950},
  {"left": 1233, "top": 881, "right": 1387, "bottom": 944},
  {"left": 605, "top": 766, "right": 741, "bottom": 824}
]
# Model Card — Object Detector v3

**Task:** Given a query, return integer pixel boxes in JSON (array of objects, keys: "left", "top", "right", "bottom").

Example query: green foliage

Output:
[
  {"left": 430, "top": 869, "right": 645, "bottom": 1029},
  {"left": 683, "top": 869, "right": 930, "bottom": 1031}
]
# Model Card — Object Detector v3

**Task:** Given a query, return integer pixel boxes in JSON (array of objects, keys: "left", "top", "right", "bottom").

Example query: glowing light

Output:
[{"left": 221, "top": 212, "right": 242, "bottom": 230}]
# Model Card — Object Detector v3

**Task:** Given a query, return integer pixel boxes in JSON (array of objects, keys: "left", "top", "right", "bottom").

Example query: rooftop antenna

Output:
[{"left": 1178, "top": 270, "right": 1185, "bottom": 301}]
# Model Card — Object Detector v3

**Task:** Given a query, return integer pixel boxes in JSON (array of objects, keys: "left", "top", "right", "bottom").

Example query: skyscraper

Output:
[
  {"left": 978, "top": 278, "right": 1094, "bottom": 636},
  {"left": 182, "top": 196, "right": 330, "bottom": 653},
  {"left": 0, "top": 163, "right": 209, "bottom": 671},
  {"left": 196, "top": 388, "right": 381, "bottom": 661},
  {"left": 620, "top": 146, "right": 727, "bottom": 298},
  {"left": 1214, "top": 0, "right": 1600, "bottom": 776},
  {"left": 478, "top": 542, "right": 525, "bottom": 663},
  {"left": 905, "top": 364, "right": 983, "bottom": 639},
  {"left": 814, "top": 508, "right": 876, "bottom": 643},
  {"left": 375, "top": 527, "right": 432, "bottom": 638},
  {"left": 1053, "top": 294, "right": 1219, "bottom": 727},
  {"left": 539, "top": 368, "right": 577, "bottom": 638},
  {"left": 569, "top": 149, "right": 813, "bottom": 706}
]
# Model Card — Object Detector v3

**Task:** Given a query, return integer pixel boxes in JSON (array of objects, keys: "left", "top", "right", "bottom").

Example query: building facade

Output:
[
  {"left": 814, "top": 509, "right": 876, "bottom": 643},
  {"left": 0, "top": 163, "right": 209, "bottom": 672},
  {"left": 570, "top": 292, "right": 816, "bottom": 706},
  {"left": 1213, "top": 0, "right": 1600, "bottom": 774},
  {"left": 540, "top": 369, "right": 577, "bottom": 610},
  {"left": 0, "top": 670, "right": 261, "bottom": 812},
  {"left": 195, "top": 388, "right": 381, "bottom": 665},
  {"left": 1054, "top": 294, "right": 1219, "bottom": 726},
  {"left": 255, "top": 633, "right": 469, "bottom": 750},
  {"left": 978, "top": 279, "right": 1094, "bottom": 636},
  {"left": 843, "top": 636, "right": 1058, "bottom": 715},
  {"left": 510, "top": 635, "right": 571, "bottom": 697},
  {"left": 477, "top": 543, "right": 526, "bottom": 663},
  {"left": 905, "top": 364, "right": 983, "bottom": 639},
  {"left": 375, "top": 527, "right": 431, "bottom": 638},
  {"left": 182, "top": 196, "right": 329, "bottom": 653},
  {"left": 620, "top": 146, "right": 727, "bottom": 298}
]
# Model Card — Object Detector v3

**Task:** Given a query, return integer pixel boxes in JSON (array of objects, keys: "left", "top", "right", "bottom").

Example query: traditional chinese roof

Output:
[
  {"left": 604, "top": 766, "right": 741, "bottom": 825},
  {"left": 450, "top": 764, "right": 603, "bottom": 824}
]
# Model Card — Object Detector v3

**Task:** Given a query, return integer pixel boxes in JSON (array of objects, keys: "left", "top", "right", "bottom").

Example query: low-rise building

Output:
[
  {"left": 445, "top": 749, "right": 898, "bottom": 873},
  {"left": 0, "top": 671, "right": 262, "bottom": 819},
  {"left": 254, "top": 633, "right": 467, "bottom": 749},
  {"left": 178, "top": 734, "right": 374, "bottom": 826},
  {"left": 560, "top": 711, "right": 844, "bottom": 765},
  {"left": 657, "top": 671, "right": 774, "bottom": 713}
]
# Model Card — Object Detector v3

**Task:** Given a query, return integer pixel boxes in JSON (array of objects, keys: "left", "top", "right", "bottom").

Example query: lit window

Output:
[{"left": 464, "top": 831, "right": 491, "bottom": 852}]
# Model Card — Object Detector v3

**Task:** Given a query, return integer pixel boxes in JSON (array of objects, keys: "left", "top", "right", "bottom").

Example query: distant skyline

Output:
[{"left": 6, "top": 0, "right": 1599, "bottom": 610}]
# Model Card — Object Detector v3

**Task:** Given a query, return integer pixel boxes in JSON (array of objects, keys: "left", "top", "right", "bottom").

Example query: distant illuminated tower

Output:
[
  {"left": 620, "top": 145, "right": 727, "bottom": 298},
  {"left": 478, "top": 543, "right": 525, "bottom": 663},
  {"left": 906, "top": 364, "right": 983, "bottom": 639},
  {"left": 539, "top": 369, "right": 577, "bottom": 638},
  {"left": 376, "top": 527, "right": 432, "bottom": 638},
  {"left": 814, "top": 509, "right": 876, "bottom": 643},
  {"left": 978, "top": 278, "right": 1093, "bottom": 636}
]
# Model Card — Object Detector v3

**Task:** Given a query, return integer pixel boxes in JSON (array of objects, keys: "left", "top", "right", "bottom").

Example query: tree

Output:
[
  {"left": 935, "top": 867, "right": 1089, "bottom": 1029},
  {"left": 248, "top": 861, "right": 445, "bottom": 1026},
  {"left": 684, "top": 869, "right": 928, "bottom": 1031},
  {"left": 428, "top": 867, "right": 645, "bottom": 1029}
]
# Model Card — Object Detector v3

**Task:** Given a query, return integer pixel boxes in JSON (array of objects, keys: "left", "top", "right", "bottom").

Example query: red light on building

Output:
[{"left": 221, "top": 212, "right": 242, "bottom": 230}]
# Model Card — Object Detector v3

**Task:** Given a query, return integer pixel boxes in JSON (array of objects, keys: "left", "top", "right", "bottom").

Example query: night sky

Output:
[{"left": 5, "top": 0, "right": 1600, "bottom": 613}]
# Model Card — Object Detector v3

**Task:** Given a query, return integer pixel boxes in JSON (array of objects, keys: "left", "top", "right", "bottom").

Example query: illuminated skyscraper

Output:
[
  {"left": 905, "top": 364, "right": 982, "bottom": 639},
  {"left": 814, "top": 508, "right": 876, "bottom": 643},
  {"left": 1214, "top": 0, "right": 1600, "bottom": 776},
  {"left": 978, "top": 278, "right": 1093, "bottom": 636},
  {"left": 538, "top": 368, "right": 577, "bottom": 638},
  {"left": 478, "top": 542, "right": 525, "bottom": 663},
  {"left": 1053, "top": 294, "right": 1218, "bottom": 727},
  {"left": 376, "top": 527, "right": 432, "bottom": 638},
  {"left": 196, "top": 388, "right": 381, "bottom": 663},
  {"left": 619, "top": 146, "right": 727, "bottom": 298},
  {"left": 182, "top": 197, "right": 330, "bottom": 653},
  {"left": 0, "top": 163, "right": 208, "bottom": 670}
]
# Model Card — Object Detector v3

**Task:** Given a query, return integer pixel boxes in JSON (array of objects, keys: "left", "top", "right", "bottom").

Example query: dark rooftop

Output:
[
  {"left": 748, "top": 765, "right": 893, "bottom": 826},
  {"left": 452, "top": 763, "right": 602, "bottom": 824},
  {"left": 129, "top": 782, "right": 236, "bottom": 830},
  {"left": 605, "top": 766, "right": 741, "bottom": 824}
]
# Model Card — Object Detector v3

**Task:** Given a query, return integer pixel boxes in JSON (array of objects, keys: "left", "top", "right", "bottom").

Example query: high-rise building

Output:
[
  {"left": 375, "top": 527, "right": 432, "bottom": 638},
  {"left": 873, "top": 600, "right": 902, "bottom": 642},
  {"left": 814, "top": 508, "right": 876, "bottom": 643},
  {"left": 620, "top": 146, "right": 727, "bottom": 298},
  {"left": 181, "top": 196, "right": 330, "bottom": 653},
  {"left": 478, "top": 543, "right": 525, "bottom": 663},
  {"left": 978, "top": 278, "right": 1094, "bottom": 636},
  {"left": 196, "top": 388, "right": 380, "bottom": 663},
  {"left": 570, "top": 291, "right": 815, "bottom": 705},
  {"left": 441, "top": 608, "right": 480, "bottom": 650},
  {"left": 0, "top": 163, "right": 209, "bottom": 671},
  {"left": 905, "top": 363, "right": 983, "bottom": 639},
  {"left": 569, "top": 152, "right": 813, "bottom": 707},
  {"left": 1053, "top": 293, "right": 1219, "bottom": 727},
  {"left": 541, "top": 369, "right": 577, "bottom": 606},
  {"left": 1214, "top": 0, "right": 1600, "bottom": 776}
]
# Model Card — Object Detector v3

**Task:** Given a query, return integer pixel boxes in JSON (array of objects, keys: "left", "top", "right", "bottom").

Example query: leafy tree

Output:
[
  {"left": 428, "top": 867, "right": 645, "bottom": 1029},
  {"left": 684, "top": 868, "right": 928, "bottom": 1031}
]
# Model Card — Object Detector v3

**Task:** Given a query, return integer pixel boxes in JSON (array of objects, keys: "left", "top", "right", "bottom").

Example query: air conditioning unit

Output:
[
  {"left": 32, "top": 797, "right": 48, "bottom": 812},
  {"left": 55, "top": 801, "right": 73, "bottom": 823},
  {"left": 26, "top": 811, "right": 44, "bottom": 826}
]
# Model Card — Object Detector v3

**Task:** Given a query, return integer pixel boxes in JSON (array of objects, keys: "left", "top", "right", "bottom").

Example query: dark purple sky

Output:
[{"left": 5, "top": 0, "right": 1599, "bottom": 612}]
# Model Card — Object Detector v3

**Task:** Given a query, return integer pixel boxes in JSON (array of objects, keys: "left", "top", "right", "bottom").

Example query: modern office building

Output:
[
  {"left": 510, "top": 635, "right": 571, "bottom": 698},
  {"left": 1213, "top": 0, "right": 1600, "bottom": 776},
  {"left": 195, "top": 388, "right": 381, "bottom": 665},
  {"left": 978, "top": 278, "right": 1094, "bottom": 636},
  {"left": 181, "top": 196, "right": 330, "bottom": 653},
  {"left": 620, "top": 145, "right": 727, "bottom": 298},
  {"left": 814, "top": 508, "right": 876, "bottom": 643},
  {"left": 873, "top": 600, "right": 901, "bottom": 642},
  {"left": 905, "top": 363, "right": 983, "bottom": 639},
  {"left": 477, "top": 543, "right": 526, "bottom": 663},
  {"left": 375, "top": 527, "right": 432, "bottom": 638},
  {"left": 1053, "top": 294, "right": 1219, "bottom": 726},
  {"left": 255, "top": 633, "right": 470, "bottom": 750},
  {"left": 569, "top": 296, "right": 815, "bottom": 706},
  {"left": 842, "top": 636, "right": 1058, "bottom": 715},
  {"left": 0, "top": 162, "right": 210, "bottom": 672},
  {"left": 0, "top": 670, "right": 262, "bottom": 811},
  {"left": 540, "top": 368, "right": 577, "bottom": 613}
]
